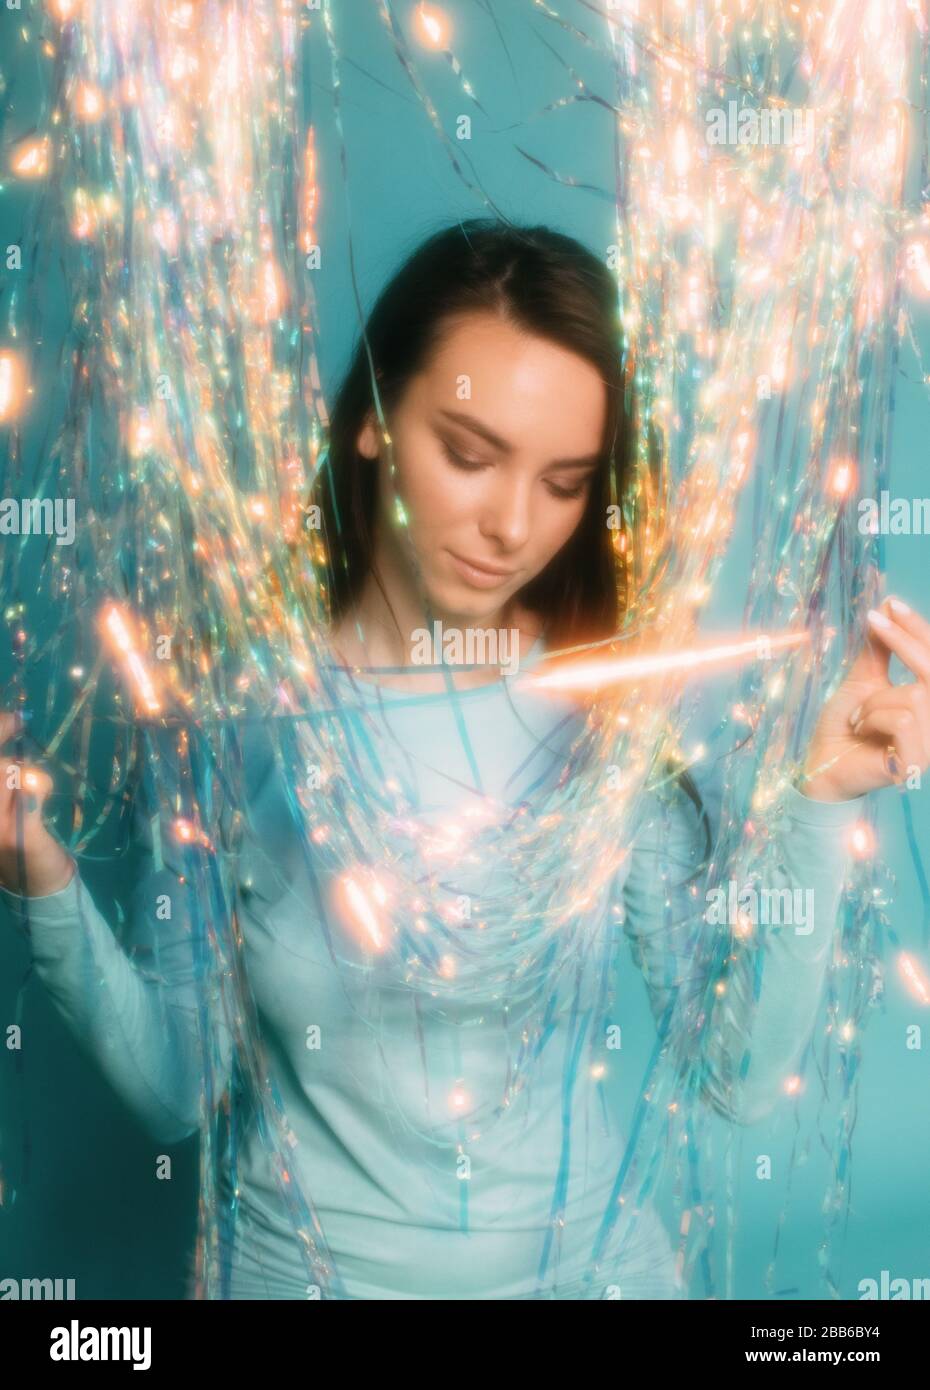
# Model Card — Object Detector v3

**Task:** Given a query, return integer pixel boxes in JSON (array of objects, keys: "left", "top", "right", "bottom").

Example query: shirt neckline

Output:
[{"left": 323, "top": 635, "right": 547, "bottom": 704}]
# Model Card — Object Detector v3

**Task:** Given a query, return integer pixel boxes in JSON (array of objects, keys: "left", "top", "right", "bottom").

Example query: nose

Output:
[{"left": 478, "top": 471, "right": 532, "bottom": 551}]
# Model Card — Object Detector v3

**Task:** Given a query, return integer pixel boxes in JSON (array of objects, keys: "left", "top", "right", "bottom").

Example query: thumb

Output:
[{"left": 844, "top": 620, "right": 892, "bottom": 688}]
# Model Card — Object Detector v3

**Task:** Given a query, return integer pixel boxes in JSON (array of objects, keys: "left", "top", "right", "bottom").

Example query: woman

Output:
[{"left": 1, "top": 221, "right": 928, "bottom": 1300}]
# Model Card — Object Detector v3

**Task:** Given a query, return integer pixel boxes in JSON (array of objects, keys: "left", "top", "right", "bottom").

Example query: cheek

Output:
[
  {"left": 393, "top": 451, "right": 484, "bottom": 533},
  {"left": 534, "top": 496, "right": 588, "bottom": 561}
]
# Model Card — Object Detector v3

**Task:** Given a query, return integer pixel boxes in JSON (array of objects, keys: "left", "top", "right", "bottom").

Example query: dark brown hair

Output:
[{"left": 314, "top": 217, "right": 631, "bottom": 652}]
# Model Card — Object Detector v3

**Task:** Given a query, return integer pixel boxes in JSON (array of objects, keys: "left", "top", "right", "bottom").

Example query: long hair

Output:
[{"left": 314, "top": 218, "right": 631, "bottom": 652}]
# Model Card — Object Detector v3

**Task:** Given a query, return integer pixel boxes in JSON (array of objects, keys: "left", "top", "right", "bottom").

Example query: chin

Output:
[{"left": 426, "top": 581, "right": 512, "bottom": 626}]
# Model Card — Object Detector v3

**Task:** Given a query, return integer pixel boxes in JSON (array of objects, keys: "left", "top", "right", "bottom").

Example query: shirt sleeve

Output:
[
  {"left": 620, "top": 777, "right": 864, "bottom": 1126},
  {"left": 0, "top": 756, "right": 246, "bottom": 1146}
]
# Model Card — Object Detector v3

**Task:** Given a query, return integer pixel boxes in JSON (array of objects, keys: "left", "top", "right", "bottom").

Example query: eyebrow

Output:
[{"left": 436, "top": 409, "right": 601, "bottom": 471}]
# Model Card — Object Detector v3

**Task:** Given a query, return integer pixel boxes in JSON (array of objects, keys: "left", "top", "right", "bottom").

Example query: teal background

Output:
[{"left": 1, "top": 1, "right": 927, "bottom": 1300}]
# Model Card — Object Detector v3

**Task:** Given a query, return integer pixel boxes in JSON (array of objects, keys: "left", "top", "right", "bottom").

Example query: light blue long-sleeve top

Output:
[{"left": 0, "top": 643, "right": 864, "bottom": 1299}]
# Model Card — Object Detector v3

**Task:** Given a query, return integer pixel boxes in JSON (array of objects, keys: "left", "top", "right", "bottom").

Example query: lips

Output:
[
  {"left": 446, "top": 549, "right": 519, "bottom": 589},
  {"left": 450, "top": 551, "right": 514, "bottom": 577}
]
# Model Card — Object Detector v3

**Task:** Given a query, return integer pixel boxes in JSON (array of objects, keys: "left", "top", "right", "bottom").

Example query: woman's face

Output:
[{"left": 356, "top": 311, "right": 608, "bottom": 626}]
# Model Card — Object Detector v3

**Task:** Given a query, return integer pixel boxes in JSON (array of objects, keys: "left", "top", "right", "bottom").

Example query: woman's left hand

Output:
[{"left": 800, "top": 595, "right": 930, "bottom": 803}]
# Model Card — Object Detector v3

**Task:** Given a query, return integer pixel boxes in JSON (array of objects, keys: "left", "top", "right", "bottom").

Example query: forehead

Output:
[{"left": 410, "top": 311, "right": 607, "bottom": 456}]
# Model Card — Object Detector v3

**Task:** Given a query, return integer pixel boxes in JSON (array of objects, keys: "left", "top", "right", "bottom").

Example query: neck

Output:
[{"left": 330, "top": 520, "right": 534, "bottom": 672}]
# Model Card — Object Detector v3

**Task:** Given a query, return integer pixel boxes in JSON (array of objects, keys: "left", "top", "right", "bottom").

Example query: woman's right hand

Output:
[{"left": 0, "top": 711, "right": 76, "bottom": 897}]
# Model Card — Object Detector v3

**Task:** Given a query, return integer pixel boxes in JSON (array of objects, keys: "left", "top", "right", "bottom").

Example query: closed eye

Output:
[
  {"left": 545, "top": 479, "right": 588, "bottom": 500},
  {"left": 440, "top": 440, "right": 488, "bottom": 472},
  {"left": 441, "top": 438, "right": 592, "bottom": 500}
]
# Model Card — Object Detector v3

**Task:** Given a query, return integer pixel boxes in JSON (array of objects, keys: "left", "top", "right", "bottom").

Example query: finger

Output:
[
  {"left": 842, "top": 627, "right": 892, "bottom": 687},
  {"left": 851, "top": 682, "right": 930, "bottom": 730},
  {"left": 887, "top": 595, "right": 930, "bottom": 649},
  {"left": 866, "top": 607, "right": 930, "bottom": 683},
  {"left": 853, "top": 706, "right": 926, "bottom": 777},
  {"left": 843, "top": 592, "right": 904, "bottom": 685}
]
